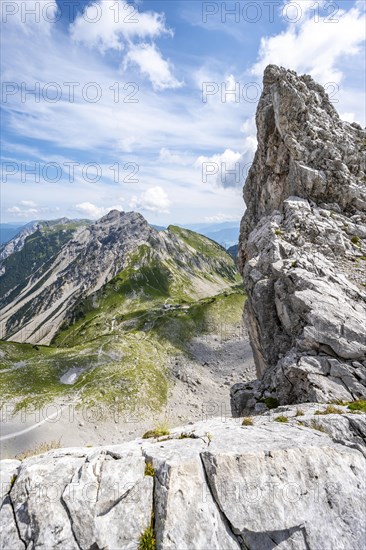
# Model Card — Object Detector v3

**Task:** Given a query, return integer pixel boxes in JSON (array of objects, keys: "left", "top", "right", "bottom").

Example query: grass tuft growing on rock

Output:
[
  {"left": 15, "top": 439, "right": 61, "bottom": 460},
  {"left": 351, "top": 235, "right": 361, "bottom": 247},
  {"left": 142, "top": 422, "right": 170, "bottom": 439},
  {"left": 314, "top": 405, "right": 344, "bottom": 415},
  {"left": 295, "top": 408, "right": 304, "bottom": 416},
  {"left": 144, "top": 462, "right": 155, "bottom": 477},
  {"left": 347, "top": 400, "right": 366, "bottom": 413},
  {"left": 274, "top": 415, "right": 288, "bottom": 423},
  {"left": 138, "top": 526, "right": 156, "bottom": 550},
  {"left": 310, "top": 420, "right": 326, "bottom": 433},
  {"left": 242, "top": 417, "right": 253, "bottom": 426}
]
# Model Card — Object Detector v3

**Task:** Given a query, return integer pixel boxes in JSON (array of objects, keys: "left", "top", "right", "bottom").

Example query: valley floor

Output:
[{"left": 1, "top": 327, "right": 255, "bottom": 458}]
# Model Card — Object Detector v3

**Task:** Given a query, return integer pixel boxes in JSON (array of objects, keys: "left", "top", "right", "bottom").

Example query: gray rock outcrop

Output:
[
  {"left": 1, "top": 404, "right": 365, "bottom": 549},
  {"left": 237, "top": 65, "right": 366, "bottom": 407}
]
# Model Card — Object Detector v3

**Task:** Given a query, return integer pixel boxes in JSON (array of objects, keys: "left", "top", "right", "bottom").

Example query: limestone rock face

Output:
[
  {"left": 1, "top": 407, "right": 365, "bottom": 549},
  {"left": 238, "top": 65, "right": 366, "bottom": 405}
]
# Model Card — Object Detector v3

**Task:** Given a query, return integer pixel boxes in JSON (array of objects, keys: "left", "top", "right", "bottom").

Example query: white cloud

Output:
[
  {"left": 70, "top": 0, "right": 171, "bottom": 52},
  {"left": 252, "top": 4, "right": 366, "bottom": 84},
  {"left": 123, "top": 43, "right": 182, "bottom": 90},
  {"left": 2, "top": 0, "right": 59, "bottom": 35},
  {"left": 20, "top": 200, "right": 37, "bottom": 207},
  {"left": 159, "top": 148, "right": 193, "bottom": 166},
  {"left": 196, "top": 145, "right": 256, "bottom": 189},
  {"left": 204, "top": 213, "right": 241, "bottom": 223},
  {"left": 75, "top": 202, "right": 123, "bottom": 219},
  {"left": 129, "top": 186, "right": 171, "bottom": 213},
  {"left": 340, "top": 112, "right": 356, "bottom": 123},
  {"left": 7, "top": 205, "right": 39, "bottom": 218},
  {"left": 6, "top": 201, "right": 59, "bottom": 219}
]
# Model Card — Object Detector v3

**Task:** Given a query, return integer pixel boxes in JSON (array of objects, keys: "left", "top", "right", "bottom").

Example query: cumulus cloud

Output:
[
  {"left": 7, "top": 201, "right": 58, "bottom": 219},
  {"left": 69, "top": 0, "right": 180, "bottom": 90},
  {"left": 196, "top": 143, "right": 256, "bottom": 189},
  {"left": 75, "top": 202, "right": 124, "bottom": 219},
  {"left": 123, "top": 43, "right": 182, "bottom": 90},
  {"left": 70, "top": 0, "right": 171, "bottom": 52},
  {"left": 252, "top": 3, "right": 366, "bottom": 84},
  {"left": 129, "top": 186, "right": 171, "bottom": 213},
  {"left": 7, "top": 205, "right": 39, "bottom": 218}
]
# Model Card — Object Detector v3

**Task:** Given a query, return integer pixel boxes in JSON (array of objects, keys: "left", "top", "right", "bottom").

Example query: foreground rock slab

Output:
[{"left": 1, "top": 405, "right": 365, "bottom": 549}]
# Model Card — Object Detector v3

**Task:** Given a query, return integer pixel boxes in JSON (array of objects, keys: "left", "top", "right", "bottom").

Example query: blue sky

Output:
[{"left": 1, "top": 0, "right": 365, "bottom": 224}]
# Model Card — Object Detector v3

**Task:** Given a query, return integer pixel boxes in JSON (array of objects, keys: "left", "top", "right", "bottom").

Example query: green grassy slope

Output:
[{"left": 0, "top": 227, "right": 245, "bottom": 415}]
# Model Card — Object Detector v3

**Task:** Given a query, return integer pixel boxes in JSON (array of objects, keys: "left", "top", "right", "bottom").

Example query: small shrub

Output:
[
  {"left": 274, "top": 415, "right": 288, "bottom": 423},
  {"left": 144, "top": 462, "right": 155, "bottom": 477},
  {"left": 10, "top": 474, "right": 17, "bottom": 489},
  {"left": 242, "top": 417, "right": 253, "bottom": 426},
  {"left": 264, "top": 397, "right": 279, "bottom": 410},
  {"left": 314, "top": 405, "right": 344, "bottom": 415},
  {"left": 351, "top": 235, "right": 361, "bottom": 247},
  {"left": 178, "top": 432, "right": 197, "bottom": 439},
  {"left": 274, "top": 229, "right": 283, "bottom": 236},
  {"left": 310, "top": 420, "right": 326, "bottom": 432},
  {"left": 142, "top": 422, "right": 170, "bottom": 439},
  {"left": 295, "top": 408, "right": 304, "bottom": 416},
  {"left": 347, "top": 400, "right": 366, "bottom": 413},
  {"left": 139, "top": 526, "right": 156, "bottom": 550}
]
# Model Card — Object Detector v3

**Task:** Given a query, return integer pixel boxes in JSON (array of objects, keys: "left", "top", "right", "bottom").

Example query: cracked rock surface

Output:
[
  {"left": 1, "top": 405, "right": 365, "bottom": 549},
  {"left": 237, "top": 65, "right": 366, "bottom": 407}
]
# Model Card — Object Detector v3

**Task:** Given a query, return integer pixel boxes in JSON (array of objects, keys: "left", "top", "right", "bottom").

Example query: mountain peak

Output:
[{"left": 237, "top": 65, "right": 366, "bottom": 408}]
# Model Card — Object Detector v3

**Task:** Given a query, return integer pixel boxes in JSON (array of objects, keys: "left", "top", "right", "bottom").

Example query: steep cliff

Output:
[{"left": 236, "top": 65, "right": 366, "bottom": 407}]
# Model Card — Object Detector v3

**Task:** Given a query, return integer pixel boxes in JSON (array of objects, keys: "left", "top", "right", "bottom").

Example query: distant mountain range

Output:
[
  {"left": 0, "top": 210, "right": 243, "bottom": 413},
  {"left": 0, "top": 211, "right": 241, "bottom": 345},
  {"left": 1, "top": 219, "right": 240, "bottom": 250},
  {"left": 183, "top": 221, "right": 240, "bottom": 248}
]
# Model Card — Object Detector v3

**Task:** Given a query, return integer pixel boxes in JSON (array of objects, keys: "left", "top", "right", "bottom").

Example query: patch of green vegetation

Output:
[
  {"left": 314, "top": 405, "right": 344, "bottom": 415},
  {"left": 139, "top": 525, "right": 156, "bottom": 550},
  {"left": 9, "top": 474, "right": 17, "bottom": 489},
  {"left": 144, "top": 462, "right": 155, "bottom": 477},
  {"left": 0, "top": 224, "right": 83, "bottom": 302},
  {"left": 242, "top": 417, "right": 253, "bottom": 426},
  {"left": 351, "top": 235, "right": 361, "bottom": 247},
  {"left": 274, "top": 415, "right": 288, "bottom": 423},
  {"left": 15, "top": 439, "right": 61, "bottom": 460},
  {"left": 274, "top": 229, "right": 283, "bottom": 236},
  {"left": 168, "top": 226, "right": 227, "bottom": 258},
  {"left": 142, "top": 423, "right": 170, "bottom": 439},
  {"left": 1, "top": 227, "right": 245, "bottom": 416},
  {"left": 310, "top": 420, "right": 326, "bottom": 433},
  {"left": 295, "top": 408, "right": 304, "bottom": 417},
  {"left": 347, "top": 400, "right": 366, "bottom": 413}
]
